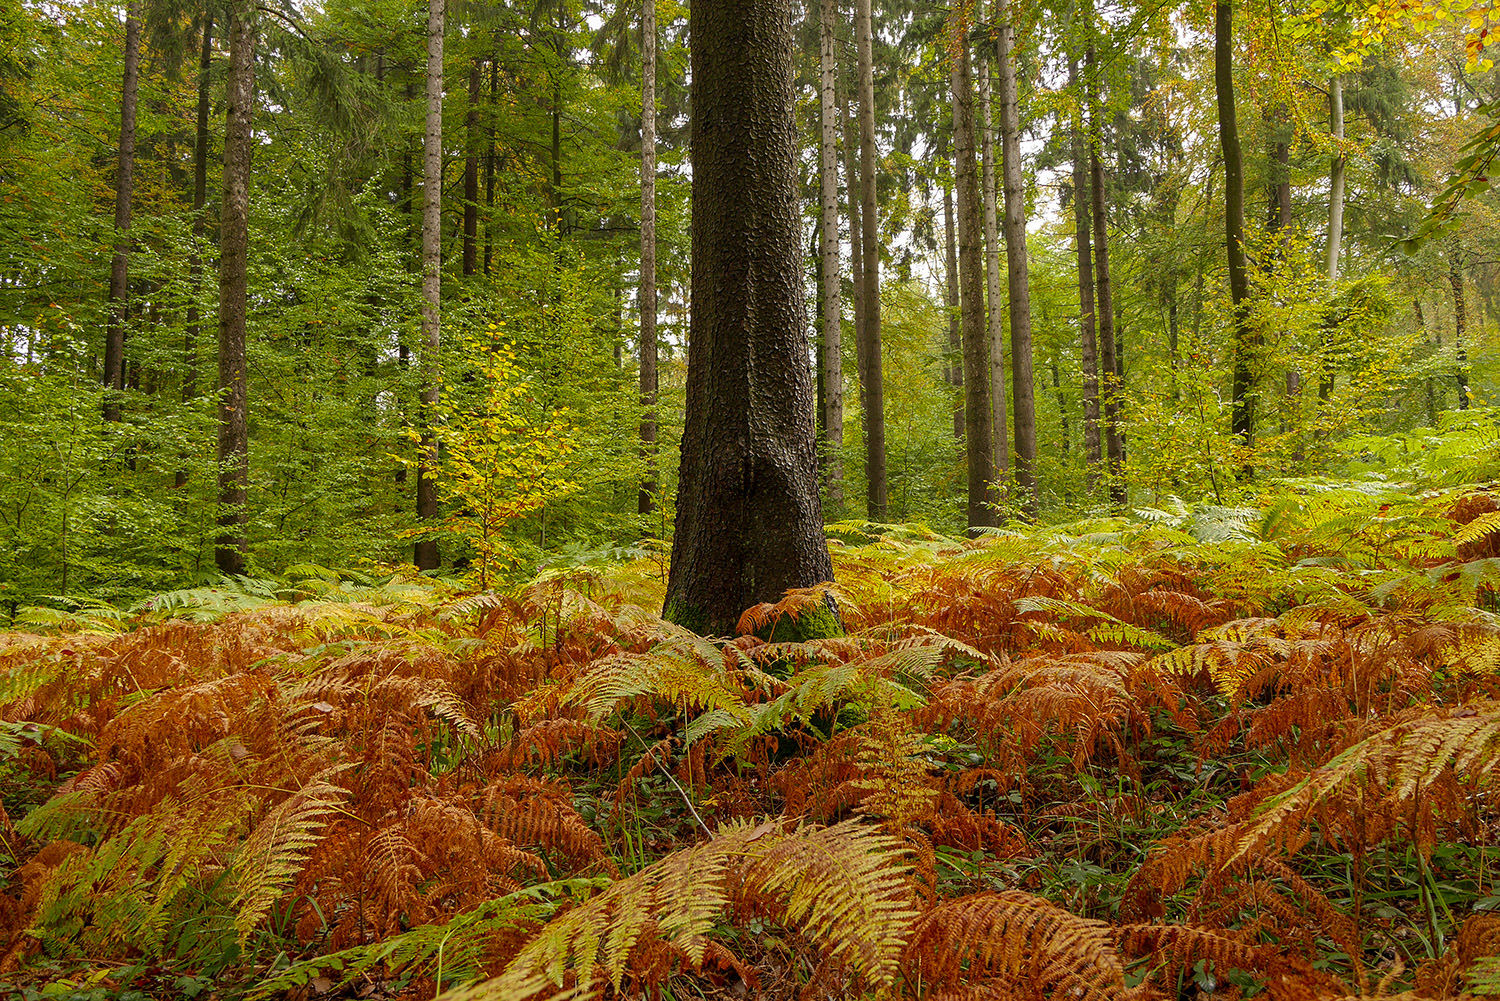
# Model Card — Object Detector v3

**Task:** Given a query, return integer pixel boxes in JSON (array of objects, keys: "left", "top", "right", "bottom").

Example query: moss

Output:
[{"left": 754, "top": 597, "right": 844, "bottom": 644}]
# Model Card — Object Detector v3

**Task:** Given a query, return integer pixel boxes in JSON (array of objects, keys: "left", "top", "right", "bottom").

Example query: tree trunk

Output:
[
  {"left": 817, "top": 0, "right": 843, "bottom": 505},
  {"left": 414, "top": 0, "right": 444, "bottom": 571},
  {"left": 1326, "top": 75, "right": 1345, "bottom": 282},
  {"left": 215, "top": 3, "right": 255, "bottom": 575},
  {"left": 664, "top": 0, "right": 835, "bottom": 637},
  {"left": 485, "top": 55, "right": 497, "bottom": 274},
  {"left": 841, "top": 65, "right": 865, "bottom": 443},
  {"left": 1452, "top": 245, "right": 1471, "bottom": 409},
  {"left": 855, "top": 0, "right": 886, "bottom": 520},
  {"left": 1071, "top": 59, "right": 1101, "bottom": 487},
  {"left": 943, "top": 174, "right": 963, "bottom": 442},
  {"left": 463, "top": 59, "right": 480, "bottom": 277},
  {"left": 1089, "top": 88, "right": 1123, "bottom": 505},
  {"left": 979, "top": 55, "right": 1007, "bottom": 475},
  {"left": 997, "top": 0, "right": 1036, "bottom": 517},
  {"left": 639, "top": 0, "right": 658, "bottom": 515},
  {"left": 184, "top": 11, "right": 211, "bottom": 408},
  {"left": 1216, "top": 1, "right": 1254, "bottom": 465},
  {"left": 951, "top": 19, "right": 997, "bottom": 532},
  {"left": 103, "top": 1, "right": 141, "bottom": 423}
]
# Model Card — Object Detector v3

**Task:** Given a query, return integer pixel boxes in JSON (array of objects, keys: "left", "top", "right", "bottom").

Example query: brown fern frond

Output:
[{"left": 903, "top": 891, "right": 1128, "bottom": 1001}]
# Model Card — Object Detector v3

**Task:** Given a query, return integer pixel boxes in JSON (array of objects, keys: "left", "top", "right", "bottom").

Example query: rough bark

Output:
[
  {"left": 855, "top": 0, "right": 886, "bottom": 520},
  {"left": 663, "top": 0, "right": 836, "bottom": 637},
  {"left": 1071, "top": 59, "right": 1101, "bottom": 485},
  {"left": 103, "top": 1, "right": 141, "bottom": 423},
  {"left": 414, "top": 0, "right": 444, "bottom": 571},
  {"left": 215, "top": 4, "right": 255, "bottom": 575},
  {"left": 639, "top": 0, "right": 658, "bottom": 515},
  {"left": 841, "top": 69, "right": 865, "bottom": 443},
  {"left": 817, "top": 0, "right": 843, "bottom": 505},
  {"left": 951, "top": 24, "right": 997, "bottom": 531},
  {"left": 979, "top": 56, "right": 1007, "bottom": 474},
  {"left": 943, "top": 174, "right": 963, "bottom": 441},
  {"left": 1326, "top": 75, "right": 1345, "bottom": 282},
  {"left": 1216, "top": 1, "right": 1254, "bottom": 462},
  {"left": 997, "top": 0, "right": 1036, "bottom": 516}
]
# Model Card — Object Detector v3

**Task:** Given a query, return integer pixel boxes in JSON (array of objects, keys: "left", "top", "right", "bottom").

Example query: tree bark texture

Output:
[
  {"left": 1452, "top": 245, "right": 1471, "bottom": 409},
  {"left": 639, "top": 0, "right": 659, "bottom": 515},
  {"left": 216, "top": 4, "right": 255, "bottom": 575},
  {"left": 663, "top": 0, "right": 835, "bottom": 637},
  {"left": 817, "top": 0, "right": 843, "bottom": 505},
  {"left": 103, "top": 1, "right": 141, "bottom": 423},
  {"left": 997, "top": 0, "right": 1036, "bottom": 516},
  {"left": 951, "top": 26, "right": 997, "bottom": 532},
  {"left": 1070, "top": 59, "right": 1101, "bottom": 485},
  {"left": 979, "top": 56, "right": 1007, "bottom": 474},
  {"left": 1215, "top": 1, "right": 1254, "bottom": 459},
  {"left": 855, "top": 0, "right": 886, "bottom": 520},
  {"left": 841, "top": 66, "right": 865, "bottom": 430},
  {"left": 415, "top": 0, "right": 444, "bottom": 570}
]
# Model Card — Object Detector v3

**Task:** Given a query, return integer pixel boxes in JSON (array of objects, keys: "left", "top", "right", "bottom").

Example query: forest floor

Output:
[{"left": 1, "top": 481, "right": 1499, "bottom": 1000}]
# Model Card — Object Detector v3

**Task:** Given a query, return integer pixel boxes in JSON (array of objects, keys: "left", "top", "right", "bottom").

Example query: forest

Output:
[{"left": 5, "top": 0, "right": 1500, "bottom": 996}]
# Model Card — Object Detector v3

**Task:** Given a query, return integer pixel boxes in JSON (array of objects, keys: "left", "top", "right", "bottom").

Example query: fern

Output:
[{"left": 437, "top": 818, "right": 916, "bottom": 1001}]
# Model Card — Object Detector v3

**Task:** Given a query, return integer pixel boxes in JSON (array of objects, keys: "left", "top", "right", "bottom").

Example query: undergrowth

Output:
[{"left": 1, "top": 480, "right": 1500, "bottom": 1000}]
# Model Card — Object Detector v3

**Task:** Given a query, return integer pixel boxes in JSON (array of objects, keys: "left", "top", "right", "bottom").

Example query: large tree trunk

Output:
[
  {"left": 663, "top": 0, "right": 835, "bottom": 637},
  {"left": 997, "top": 0, "right": 1036, "bottom": 516},
  {"left": 1216, "top": 1, "right": 1253, "bottom": 465},
  {"left": 943, "top": 174, "right": 963, "bottom": 441},
  {"left": 414, "top": 0, "right": 444, "bottom": 571},
  {"left": 951, "top": 19, "right": 996, "bottom": 532},
  {"left": 463, "top": 59, "right": 480, "bottom": 277},
  {"left": 103, "top": 1, "right": 141, "bottom": 423},
  {"left": 639, "top": 0, "right": 658, "bottom": 515},
  {"left": 215, "top": 4, "right": 255, "bottom": 575},
  {"left": 979, "top": 56, "right": 1007, "bottom": 475},
  {"left": 855, "top": 0, "right": 886, "bottom": 520},
  {"left": 1070, "top": 58, "right": 1101, "bottom": 487},
  {"left": 1326, "top": 75, "right": 1345, "bottom": 282},
  {"left": 817, "top": 0, "right": 843, "bottom": 505},
  {"left": 1088, "top": 78, "right": 1123, "bottom": 505}
]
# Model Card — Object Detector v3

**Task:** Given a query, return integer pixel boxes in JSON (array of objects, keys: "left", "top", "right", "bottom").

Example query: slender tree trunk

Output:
[
  {"left": 103, "top": 1, "right": 141, "bottom": 423},
  {"left": 414, "top": 0, "right": 444, "bottom": 571},
  {"left": 1051, "top": 356, "right": 1068, "bottom": 457},
  {"left": 639, "top": 0, "right": 658, "bottom": 515},
  {"left": 1416, "top": 299, "right": 1438, "bottom": 422},
  {"left": 215, "top": 3, "right": 255, "bottom": 575},
  {"left": 463, "top": 60, "right": 480, "bottom": 277},
  {"left": 664, "top": 0, "right": 834, "bottom": 636},
  {"left": 817, "top": 0, "right": 843, "bottom": 505},
  {"left": 855, "top": 0, "right": 886, "bottom": 519},
  {"left": 1071, "top": 59, "right": 1101, "bottom": 487},
  {"left": 841, "top": 68, "right": 865, "bottom": 443},
  {"left": 1452, "top": 245, "right": 1471, "bottom": 409},
  {"left": 550, "top": 12, "right": 565, "bottom": 235},
  {"left": 979, "top": 56, "right": 1007, "bottom": 475},
  {"left": 998, "top": 0, "right": 1036, "bottom": 516},
  {"left": 177, "top": 12, "right": 212, "bottom": 489},
  {"left": 1088, "top": 75, "right": 1123, "bottom": 505},
  {"left": 1326, "top": 75, "right": 1345, "bottom": 282},
  {"left": 951, "top": 18, "right": 996, "bottom": 531},
  {"left": 485, "top": 55, "right": 497, "bottom": 275},
  {"left": 1216, "top": 1, "right": 1253, "bottom": 466},
  {"left": 943, "top": 175, "right": 963, "bottom": 441}
]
